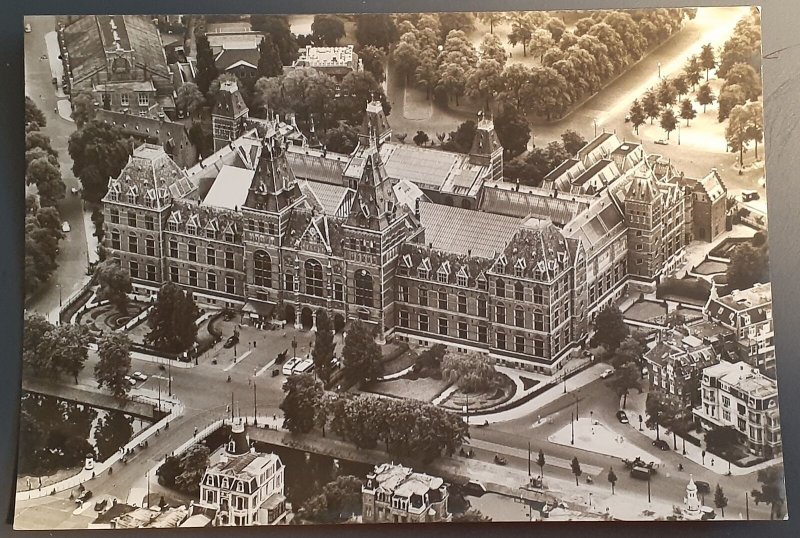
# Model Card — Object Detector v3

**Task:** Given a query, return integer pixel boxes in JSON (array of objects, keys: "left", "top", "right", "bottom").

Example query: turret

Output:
[
  {"left": 469, "top": 111, "right": 503, "bottom": 182},
  {"left": 211, "top": 78, "right": 249, "bottom": 152},
  {"left": 359, "top": 97, "right": 391, "bottom": 146},
  {"left": 226, "top": 418, "right": 250, "bottom": 456}
]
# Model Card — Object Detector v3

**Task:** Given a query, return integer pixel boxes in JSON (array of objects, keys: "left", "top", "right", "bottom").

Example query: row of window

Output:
[
  {"left": 168, "top": 266, "right": 237, "bottom": 293},
  {"left": 167, "top": 221, "right": 237, "bottom": 242},
  {"left": 109, "top": 209, "right": 156, "bottom": 230},
  {"left": 118, "top": 92, "right": 150, "bottom": 107}
]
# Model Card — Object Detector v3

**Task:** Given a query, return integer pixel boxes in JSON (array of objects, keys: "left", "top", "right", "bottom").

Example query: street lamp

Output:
[
  {"left": 571, "top": 412, "right": 575, "bottom": 445},
  {"left": 593, "top": 118, "right": 598, "bottom": 138},
  {"left": 291, "top": 337, "right": 298, "bottom": 360},
  {"left": 677, "top": 123, "right": 681, "bottom": 145},
  {"left": 57, "top": 283, "right": 62, "bottom": 307},
  {"left": 657, "top": 62, "right": 662, "bottom": 79},
  {"left": 574, "top": 390, "right": 580, "bottom": 420}
]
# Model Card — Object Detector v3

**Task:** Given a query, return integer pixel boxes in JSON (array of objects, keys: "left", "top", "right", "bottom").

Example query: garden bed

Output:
[
  {"left": 519, "top": 376, "right": 540, "bottom": 392},
  {"left": 694, "top": 259, "right": 729, "bottom": 275},
  {"left": 708, "top": 236, "right": 751, "bottom": 259},
  {"left": 622, "top": 299, "right": 668, "bottom": 324},
  {"left": 364, "top": 377, "right": 451, "bottom": 403},
  {"left": 656, "top": 276, "right": 711, "bottom": 303},
  {"left": 439, "top": 372, "right": 516, "bottom": 412},
  {"left": 76, "top": 301, "right": 149, "bottom": 335}
]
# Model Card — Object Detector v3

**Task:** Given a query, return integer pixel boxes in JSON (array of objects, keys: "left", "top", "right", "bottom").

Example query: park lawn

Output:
[
  {"left": 381, "top": 348, "right": 418, "bottom": 376},
  {"left": 623, "top": 300, "right": 667, "bottom": 323},
  {"left": 365, "top": 377, "right": 451, "bottom": 403}
]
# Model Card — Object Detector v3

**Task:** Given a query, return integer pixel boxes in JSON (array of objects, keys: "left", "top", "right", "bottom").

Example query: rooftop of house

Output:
[
  {"left": 107, "top": 143, "right": 190, "bottom": 207},
  {"left": 707, "top": 283, "right": 773, "bottom": 326},
  {"left": 215, "top": 48, "right": 261, "bottom": 71},
  {"left": 479, "top": 183, "right": 591, "bottom": 225},
  {"left": 704, "top": 360, "right": 778, "bottom": 399},
  {"left": 208, "top": 451, "right": 281, "bottom": 479},
  {"left": 367, "top": 463, "right": 445, "bottom": 497},
  {"left": 207, "top": 31, "right": 263, "bottom": 53},
  {"left": 300, "top": 180, "right": 353, "bottom": 216},
  {"left": 561, "top": 190, "right": 625, "bottom": 251},
  {"left": 201, "top": 165, "right": 255, "bottom": 210},
  {"left": 294, "top": 45, "right": 358, "bottom": 69},
  {"left": 113, "top": 506, "right": 188, "bottom": 529}
]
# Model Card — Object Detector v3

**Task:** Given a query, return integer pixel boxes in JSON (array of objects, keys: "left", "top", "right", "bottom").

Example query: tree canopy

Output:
[
  {"left": 145, "top": 282, "right": 199, "bottom": 353},
  {"left": 311, "top": 311, "right": 336, "bottom": 385},
  {"left": 281, "top": 373, "right": 324, "bottom": 433},
  {"left": 95, "top": 259, "right": 131, "bottom": 313},
  {"left": 591, "top": 305, "right": 629, "bottom": 351},
  {"left": 68, "top": 121, "right": 131, "bottom": 203},
  {"left": 342, "top": 319, "right": 382, "bottom": 386},
  {"left": 311, "top": 14, "right": 346, "bottom": 46},
  {"left": 94, "top": 332, "right": 132, "bottom": 398}
]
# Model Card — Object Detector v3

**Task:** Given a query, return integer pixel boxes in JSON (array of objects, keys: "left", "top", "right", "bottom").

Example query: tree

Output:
[
  {"left": 714, "top": 484, "right": 728, "bottom": 517},
  {"left": 324, "top": 123, "right": 360, "bottom": 155},
  {"left": 70, "top": 92, "right": 98, "bottom": 128},
  {"left": 188, "top": 121, "right": 212, "bottom": 158},
  {"left": 334, "top": 71, "right": 388, "bottom": 126},
  {"left": 175, "top": 82, "right": 205, "bottom": 119},
  {"left": 53, "top": 323, "right": 91, "bottom": 384},
  {"left": 393, "top": 32, "right": 421, "bottom": 84},
  {"left": 257, "top": 34, "right": 283, "bottom": 79},
  {"left": 537, "top": 449, "right": 546, "bottom": 479},
  {"left": 441, "top": 120, "right": 477, "bottom": 154},
  {"left": 479, "top": 33, "right": 507, "bottom": 67},
  {"left": 697, "top": 83, "right": 715, "bottom": 113},
  {"left": 672, "top": 76, "right": 689, "bottom": 99},
  {"left": 727, "top": 243, "right": 769, "bottom": 291},
  {"left": 718, "top": 83, "right": 747, "bottom": 123},
  {"left": 679, "top": 98, "right": 696, "bottom": 126},
  {"left": 611, "top": 362, "right": 641, "bottom": 408},
  {"left": 156, "top": 455, "right": 182, "bottom": 488},
  {"left": 529, "top": 28, "right": 555, "bottom": 61},
  {"left": 441, "top": 352, "right": 498, "bottom": 393},
  {"left": 629, "top": 98, "right": 646, "bottom": 134},
  {"left": 357, "top": 45, "right": 386, "bottom": 82},
  {"left": 413, "top": 130, "right": 429, "bottom": 146},
  {"left": 571, "top": 456, "right": 582, "bottom": 486},
  {"left": 494, "top": 103, "right": 530, "bottom": 158},
  {"left": 683, "top": 55, "right": 702, "bottom": 89},
  {"left": 465, "top": 58, "right": 504, "bottom": 109},
  {"left": 94, "top": 333, "right": 132, "bottom": 398},
  {"left": 743, "top": 101, "right": 764, "bottom": 160},
  {"left": 591, "top": 305, "right": 628, "bottom": 351},
  {"left": 23, "top": 313, "right": 57, "bottom": 377},
  {"left": 527, "top": 66, "right": 570, "bottom": 120},
  {"left": 413, "top": 48, "right": 438, "bottom": 100},
  {"left": 24, "top": 208, "right": 63, "bottom": 295},
  {"left": 302, "top": 475, "right": 364, "bottom": 523},
  {"left": 546, "top": 17, "right": 567, "bottom": 42},
  {"left": 195, "top": 33, "right": 218, "bottom": 95},
  {"left": 656, "top": 79, "right": 677, "bottom": 108},
  {"left": 608, "top": 467, "right": 618, "bottom": 495},
  {"left": 478, "top": 12, "right": 505, "bottom": 34},
  {"left": 312, "top": 311, "right": 336, "bottom": 385},
  {"left": 146, "top": 282, "right": 200, "bottom": 353},
  {"left": 699, "top": 43, "right": 716, "bottom": 80},
  {"left": 95, "top": 259, "right": 131, "bottom": 313},
  {"left": 574, "top": 16, "right": 595, "bottom": 37},
  {"left": 561, "top": 130, "right": 587, "bottom": 155},
  {"left": 281, "top": 374, "right": 324, "bottom": 433},
  {"left": 660, "top": 108, "right": 677, "bottom": 140},
  {"left": 68, "top": 121, "right": 131, "bottom": 203},
  {"left": 645, "top": 390, "right": 682, "bottom": 441},
  {"left": 452, "top": 509, "right": 492, "bottom": 522},
  {"left": 354, "top": 14, "right": 398, "bottom": 49},
  {"left": 642, "top": 90, "right": 661, "bottom": 124},
  {"left": 439, "top": 13, "right": 476, "bottom": 40},
  {"left": 175, "top": 444, "right": 210, "bottom": 496},
  {"left": 723, "top": 63, "right": 762, "bottom": 101},
  {"left": 507, "top": 13, "right": 534, "bottom": 56},
  {"left": 705, "top": 425, "right": 740, "bottom": 458},
  {"left": 94, "top": 412, "right": 133, "bottom": 460},
  {"left": 25, "top": 96, "right": 46, "bottom": 128},
  {"left": 751, "top": 465, "right": 786, "bottom": 520},
  {"left": 312, "top": 14, "right": 345, "bottom": 46},
  {"left": 26, "top": 156, "right": 64, "bottom": 207},
  {"left": 250, "top": 15, "right": 299, "bottom": 65},
  {"left": 341, "top": 319, "right": 382, "bottom": 385}
]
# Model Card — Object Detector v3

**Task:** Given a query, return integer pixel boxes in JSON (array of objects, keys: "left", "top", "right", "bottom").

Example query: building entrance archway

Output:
[{"left": 301, "top": 307, "right": 314, "bottom": 330}]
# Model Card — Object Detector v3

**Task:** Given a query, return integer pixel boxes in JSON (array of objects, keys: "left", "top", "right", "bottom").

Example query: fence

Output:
[{"left": 59, "top": 277, "right": 96, "bottom": 323}]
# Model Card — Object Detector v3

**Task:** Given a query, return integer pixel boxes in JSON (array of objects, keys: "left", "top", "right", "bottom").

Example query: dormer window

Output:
[
  {"left": 167, "top": 212, "right": 181, "bottom": 233},
  {"left": 418, "top": 267, "right": 429, "bottom": 280},
  {"left": 457, "top": 268, "right": 469, "bottom": 288},
  {"left": 126, "top": 186, "right": 138, "bottom": 204},
  {"left": 145, "top": 189, "right": 157, "bottom": 208},
  {"left": 514, "top": 258, "right": 526, "bottom": 278},
  {"left": 108, "top": 182, "right": 121, "bottom": 202},
  {"left": 437, "top": 264, "right": 450, "bottom": 284},
  {"left": 187, "top": 222, "right": 197, "bottom": 236},
  {"left": 477, "top": 274, "right": 487, "bottom": 291},
  {"left": 497, "top": 255, "right": 507, "bottom": 269}
]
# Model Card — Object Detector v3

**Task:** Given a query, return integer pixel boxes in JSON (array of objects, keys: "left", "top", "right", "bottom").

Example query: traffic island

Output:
[{"left": 548, "top": 417, "right": 663, "bottom": 466}]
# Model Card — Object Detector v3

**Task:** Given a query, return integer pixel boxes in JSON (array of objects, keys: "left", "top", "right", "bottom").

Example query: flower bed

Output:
[{"left": 439, "top": 372, "right": 515, "bottom": 412}]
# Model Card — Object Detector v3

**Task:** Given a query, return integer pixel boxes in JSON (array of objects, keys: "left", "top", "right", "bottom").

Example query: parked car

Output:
[
  {"left": 652, "top": 439, "right": 671, "bottom": 451},
  {"left": 76, "top": 490, "right": 93, "bottom": 504},
  {"left": 654, "top": 139, "right": 669, "bottom": 145},
  {"left": 741, "top": 190, "right": 760, "bottom": 202},
  {"left": 616, "top": 410, "right": 629, "bottom": 424},
  {"left": 630, "top": 466, "right": 651, "bottom": 480},
  {"left": 223, "top": 335, "right": 239, "bottom": 349},
  {"left": 94, "top": 499, "right": 108, "bottom": 512},
  {"left": 694, "top": 480, "right": 711, "bottom": 494},
  {"left": 281, "top": 357, "right": 301, "bottom": 376},
  {"left": 25, "top": 23, "right": 32, "bottom": 33},
  {"left": 493, "top": 454, "right": 507, "bottom": 466},
  {"left": 133, "top": 372, "right": 148, "bottom": 382},
  {"left": 600, "top": 368, "right": 614, "bottom": 379},
  {"left": 61, "top": 221, "right": 71, "bottom": 233},
  {"left": 124, "top": 375, "right": 137, "bottom": 386}
]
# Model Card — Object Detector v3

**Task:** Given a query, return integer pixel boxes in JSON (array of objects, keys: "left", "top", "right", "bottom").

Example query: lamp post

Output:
[
  {"left": 168, "top": 360, "right": 172, "bottom": 396},
  {"left": 574, "top": 390, "right": 580, "bottom": 420},
  {"left": 57, "top": 283, "right": 62, "bottom": 307},
  {"left": 571, "top": 412, "right": 575, "bottom": 445},
  {"left": 253, "top": 379, "right": 258, "bottom": 425},
  {"left": 677, "top": 123, "right": 681, "bottom": 145},
  {"left": 658, "top": 62, "right": 662, "bottom": 79},
  {"left": 292, "top": 337, "right": 298, "bottom": 360},
  {"left": 593, "top": 118, "right": 598, "bottom": 137}
]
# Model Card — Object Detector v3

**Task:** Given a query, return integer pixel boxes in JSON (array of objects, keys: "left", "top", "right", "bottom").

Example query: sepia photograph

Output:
[{"left": 16, "top": 5, "right": 786, "bottom": 529}]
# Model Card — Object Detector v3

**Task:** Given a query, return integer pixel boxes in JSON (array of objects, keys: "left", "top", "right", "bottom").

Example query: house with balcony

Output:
[
  {"left": 362, "top": 463, "right": 450, "bottom": 524},
  {"left": 693, "top": 360, "right": 781, "bottom": 458}
]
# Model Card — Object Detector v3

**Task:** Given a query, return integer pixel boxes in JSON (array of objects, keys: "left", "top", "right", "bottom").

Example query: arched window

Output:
[
  {"left": 305, "top": 259, "right": 323, "bottom": 296},
  {"left": 515, "top": 282, "right": 525, "bottom": 301},
  {"left": 496, "top": 278, "right": 506, "bottom": 298},
  {"left": 515, "top": 306, "right": 525, "bottom": 328},
  {"left": 533, "top": 286, "right": 543, "bottom": 304},
  {"left": 254, "top": 250, "right": 272, "bottom": 287},
  {"left": 355, "top": 269, "right": 373, "bottom": 307}
]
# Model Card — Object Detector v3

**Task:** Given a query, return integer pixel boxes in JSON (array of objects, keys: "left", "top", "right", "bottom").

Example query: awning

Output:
[{"left": 241, "top": 301, "right": 273, "bottom": 317}]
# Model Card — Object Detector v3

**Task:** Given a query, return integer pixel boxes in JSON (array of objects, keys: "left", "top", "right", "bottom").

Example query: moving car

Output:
[
  {"left": 694, "top": 480, "right": 711, "bottom": 494},
  {"left": 630, "top": 466, "right": 651, "bottom": 480},
  {"left": 132, "top": 372, "right": 148, "bottom": 382},
  {"left": 600, "top": 368, "right": 614, "bottom": 379},
  {"left": 654, "top": 139, "right": 669, "bottom": 145},
  {"left": 223, "top": 335, "right": 239, "bottom": 349},
  {"left": 76, "top": 490, "right": 93, "bottom": 504},
  {"left": 741, "top": 190, "right": 760, "bottom": 202},
  {"left": 61, "top": 221, "right": 71, "bottom": 233},
  {"left": 652, "top": 439, "right": 671, "bottom": 451},
  {"left": 616, "top": 410, "right": 629, "bottom": 424}
]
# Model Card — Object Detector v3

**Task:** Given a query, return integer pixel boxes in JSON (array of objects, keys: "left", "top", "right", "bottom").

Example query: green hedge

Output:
[{"left": 656, "top": 277, "right": 711, "bottom": 301}]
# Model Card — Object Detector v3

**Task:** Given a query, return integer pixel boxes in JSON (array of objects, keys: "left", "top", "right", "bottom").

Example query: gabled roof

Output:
[
  {"left": 245, "top": 139, "right": 303, "bottom": 213},
  {"left": 202, "top": 165, "right": 254, "bottom": 210},
  {"left": 107, "top": 144, "right": 187, "bottom": 208},
  {"left": 479, "top": 184, "right": 590, "bottom": 225},
  {"left": 215, "top": 48, "right": 260, "bottom": 71},
  {"left": 492, "top": 222, "right": 575, "bottom": 280},
  {"left": 417, "top": 202, "right": 522, "bottom": 258},
  {"left": 212, "top": 79, "right": 248, "bottom": 118},
  {"left": 625, "top": 174, "right": 661, "bottom": 203}
]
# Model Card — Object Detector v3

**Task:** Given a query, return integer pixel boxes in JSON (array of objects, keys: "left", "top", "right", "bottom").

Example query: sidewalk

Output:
[
  {"left": 476, "top": 363, "right": 609, "bottom": 424},
  {"left": 625, "top": 391, "right": 782, "bottom": 476}
]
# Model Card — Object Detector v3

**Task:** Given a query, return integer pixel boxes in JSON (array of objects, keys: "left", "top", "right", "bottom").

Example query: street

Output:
[{"left": 24, "top": 15, "right": 90, "bottom": 322}]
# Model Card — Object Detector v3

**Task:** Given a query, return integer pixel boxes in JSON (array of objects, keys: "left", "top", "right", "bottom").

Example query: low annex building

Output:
[
  {"left": 102, "top": 82, "right": 731, "bottom": 374},
  {"left": 362, "top": 463, "right": 450, "bottom": 523}
]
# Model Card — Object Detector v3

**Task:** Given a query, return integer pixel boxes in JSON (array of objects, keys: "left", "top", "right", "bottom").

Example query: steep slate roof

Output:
[
  {"left": 492, "top": 222, "right": 575, "bottom": 280},
  {"left": 675, "top": 169, "right": 727, "bottom": 204},
  {"left": 245, "top": 140, "right": 303, "bottom": 213},
  {"left": 168, "top": 198, "right": 243, "bottom": 240},
  {"left": 107, "top": 144, "right": 187, "bottom": 208},
  {"left": 212, "top": 80, "right": 248, "bottom": 118},
  {"left": 417, "top": 202, "right": 523, "bottom": 258},
  {"left": 215, "top": 48, "right": 260, "bottom": 71},
  {"left": 562, "top": 191, "right": 625, "bottom": 251},
  {"left": 300, "top": 180, "right": 353, "bottom": 216},
  {"left": 399, "top": 242, "right": 495, "bottom": 285},
  {"left": 625, "top": 174, "right": 662, "bottom": 203},
  {"left": 95, "top": 109, "right": 194, "bottom": 167},
  {"left": 706, "top": 283, "right": 772, "bottom": 326},
  {"left": 345, "top": 144, "right": 402, "bottom": 232}
]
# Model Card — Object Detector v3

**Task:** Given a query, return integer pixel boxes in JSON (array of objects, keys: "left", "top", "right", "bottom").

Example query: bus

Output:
[
  {"left": 282, "top": 357, "right": 301, "bottom": 376},
  {"left": 292, "top": 358, "right": 315, "bottom": 375},
  {"left": 630, "top": 466, "right": 651, "bottom": 480}
]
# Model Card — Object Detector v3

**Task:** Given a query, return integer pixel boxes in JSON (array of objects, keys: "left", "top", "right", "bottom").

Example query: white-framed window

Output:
[
  {"left": 138, "top": 92, "right": 148, "bottom": 107},
  {"left": 120, "top": 93, "right": 130, "bottom": 106}
]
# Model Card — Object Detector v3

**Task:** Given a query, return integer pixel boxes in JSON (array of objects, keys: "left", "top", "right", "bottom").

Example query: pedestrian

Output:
[{"left": 711, "top": 458, "right": 715, "bottom": 466}]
